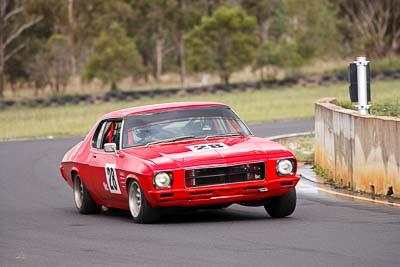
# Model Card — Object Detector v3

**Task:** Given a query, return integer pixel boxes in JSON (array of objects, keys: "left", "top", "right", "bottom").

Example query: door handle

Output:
[{"left": 93, "top": 154, "right": 97, "bottom": 158}]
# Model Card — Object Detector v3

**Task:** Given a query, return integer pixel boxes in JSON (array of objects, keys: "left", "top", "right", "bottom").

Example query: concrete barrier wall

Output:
[{"left": 315, "top": 98, "right": 400, "bottom": 197}]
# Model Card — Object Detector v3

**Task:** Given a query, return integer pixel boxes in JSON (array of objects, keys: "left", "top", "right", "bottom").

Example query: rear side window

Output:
[{"left": 92, "top": 120, "right": 122, "bottom": 149}]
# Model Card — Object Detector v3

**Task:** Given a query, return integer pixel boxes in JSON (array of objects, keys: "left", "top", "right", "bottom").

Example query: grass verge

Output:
[
  {"left": 337, "top": 100, "right": 400, "bottom": 117},
  {"left": 275, "top": 134, "right": 315, "bottom": 163},
  {"left": 0, "top": 80, "right": 399, "bottom": 140}
]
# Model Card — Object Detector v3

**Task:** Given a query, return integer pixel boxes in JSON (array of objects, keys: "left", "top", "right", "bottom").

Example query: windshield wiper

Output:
[
  {"left": 204, "top": 133, "right": 242, "bottom": 140},
  {"left": 146, "top": 135, "right": 196, "bottom": 147}
]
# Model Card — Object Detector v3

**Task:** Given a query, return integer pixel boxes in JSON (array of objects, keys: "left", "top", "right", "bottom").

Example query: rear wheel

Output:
[
  {"left": 73, "top": 174, "right": 101, "bottom": 214},
  {"left": 264, "top": 188, "right": 296, "bottom": 218},
  {"left": 128, "top": 181, "right": 160, "bottom": 224}
]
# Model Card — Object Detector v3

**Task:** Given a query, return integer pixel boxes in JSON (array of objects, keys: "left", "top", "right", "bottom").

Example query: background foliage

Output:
[
  {"left": 0, "top": 0, "right": 399, "bottom": 99},
  {"left": 186, "top": 7, "right": 258, "bottom": 84},
  {"left": 84, "top": 22, "right": 142, "bottom": 86}
]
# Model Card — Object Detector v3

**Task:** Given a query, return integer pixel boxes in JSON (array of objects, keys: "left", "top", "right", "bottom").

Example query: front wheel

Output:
[
  {"left": 73, "top": 174, "right": 101, "bottom": 214},
  {"left": 128, "top": 181, "right": 160, "bottom": 224},
  {"left": 264, "top": 188, "right": 296, "bottom": 218}
]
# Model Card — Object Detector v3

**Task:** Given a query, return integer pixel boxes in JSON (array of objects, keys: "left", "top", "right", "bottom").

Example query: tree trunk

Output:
[
  {"left": 34, "top": 84, "right": 39, "bottom": 98},
  {"left": 55, "top": 80, "right": 60, "bottom": 95},
  {"left": 0, "top": 39, "right": 4, "bottom": 100},
  {"left": 221, "top": 73, "right": 229, "bottom": 85},
  {"left": 0, "top": 10, "right": 4, "bottom": 100},
  {"left": 203, "top": 0, "right": 208, "bottom": 15},
  {"left": 68, "top": 0, "right": 76, "bottom": 77},
  {"left": 178, "top": 30, "right": 187, "bottom": 88},
  {"left": 259, "top": 67, "right": 265, "bottom": 81},
  {"left": 143, "top": 65, "right": 149, "bottom": 83},
  {"left": 155, "top": 26, "right": 163, "bottom": 82},
  {"left": 10, "top": 81, "right": 17, "bottom": 97},
  {"left": 144, "top": 66, "right": 149, "bottom": 83},
  {"left": 390, "top": 38, "right": 399, "bottom": 56},
  {"left": 201, "top": 72, "right": 208, "bottom": 87},
  {"left": 259, "top": 20, "right": 271, "bottom": 43},
  {"left": 138, "top": 49, "right": 150, "bottom": 83}
]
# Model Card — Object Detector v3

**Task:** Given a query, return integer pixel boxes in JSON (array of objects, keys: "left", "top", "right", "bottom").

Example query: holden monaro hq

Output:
[{"left": 60, "top": 102, "right": 300, "bottom": 223}]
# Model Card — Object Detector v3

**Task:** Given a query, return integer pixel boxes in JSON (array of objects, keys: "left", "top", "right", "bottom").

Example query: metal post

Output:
[{"left": 355, "top": 56, "right": 369, "bottom": 115}]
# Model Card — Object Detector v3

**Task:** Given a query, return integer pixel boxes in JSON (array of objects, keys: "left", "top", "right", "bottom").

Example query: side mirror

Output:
[{"left": 104, "top": 143, "right": 117, "bottom": 153}]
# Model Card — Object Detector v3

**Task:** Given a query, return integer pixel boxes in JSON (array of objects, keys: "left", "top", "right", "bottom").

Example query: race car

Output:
[{"left": 60, "top": 102, "right": 300, "bottom": 223}]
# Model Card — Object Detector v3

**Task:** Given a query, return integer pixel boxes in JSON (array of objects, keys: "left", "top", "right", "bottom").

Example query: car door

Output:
[{"left": 89, "top": 119, "right": 124, "bottom": 202}]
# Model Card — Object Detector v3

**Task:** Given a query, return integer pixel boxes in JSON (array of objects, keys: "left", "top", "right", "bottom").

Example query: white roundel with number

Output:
[
  {"left": 105, "top": 163, "right": 121, "bottom": 194},
  {"left": 186, "top": 143, "right": 229, "bottom": 151}
]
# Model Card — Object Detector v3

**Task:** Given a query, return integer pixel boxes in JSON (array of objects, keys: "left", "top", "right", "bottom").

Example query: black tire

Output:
[
  {"left": 264, "top": 188, "right": 296, "bottom": 218},
  {"left": 73, "top": 174, "right": 101, "bottom": 214},
  {"left": 128, "top": 181, "right": 160, "bottom": 224}
]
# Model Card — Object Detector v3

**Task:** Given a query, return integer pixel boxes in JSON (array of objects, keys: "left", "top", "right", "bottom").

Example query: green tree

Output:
[
  {"left": 241, "top": 0, "right": 282, "bottom": 79},
  {"left": 25, "top": 34, "right": 72, "bottom": 96},
  {"left": 27, "top": 0, "right": 134, "bottom": 77},
  {"left": 84, "top": 22, "right": 142, "bottom": 89},
  {"left": 202, "top": 0, "right": 227, "bottom": 16},
  {"left": 254, "top": 38, "right": 304, "bottom": 80},
  {"left": 128, "top": 0, "right": 204, "bottom": 86},
  {"left": 241, "top": 0, "right": 277, "bottom": 43},
  {"left": 186, "top": 7, "right": 257, "bottom": 84},
  {"left": 46, "top": 34, "right": 71, "bottom": 94},
  {"left": 27, "top": 48, "right": 48, "bottom": 97},
  {"left": 283, "top": 0, "right": 339, "bottom": 61},
  {"left": 0, "top": 0, "right": 42, "bottom": 99},
  {"left": 127, "top": 0, "right": 175, "bottom": 82},
  {"left": 168, "top": 0, "right": 203, "bottom": 88}
]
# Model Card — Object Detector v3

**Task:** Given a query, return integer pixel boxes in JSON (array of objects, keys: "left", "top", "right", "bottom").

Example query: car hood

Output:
[{"left": 122, "top": 136, "right": 292, "bottom": 169}]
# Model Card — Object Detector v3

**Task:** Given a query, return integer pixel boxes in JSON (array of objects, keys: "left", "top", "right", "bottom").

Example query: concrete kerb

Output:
[{"left": 266, "top": 131, "right": 314, "bottom": 141}]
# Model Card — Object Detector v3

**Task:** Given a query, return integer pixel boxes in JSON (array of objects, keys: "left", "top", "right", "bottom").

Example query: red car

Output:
[{"left": 60, "top": 102, "right": 299, "bottom": 223}]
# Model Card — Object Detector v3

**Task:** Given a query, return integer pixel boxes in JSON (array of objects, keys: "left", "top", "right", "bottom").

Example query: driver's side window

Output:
[{"left": 92, "top": 119, "right": 122, "bottom": 150}]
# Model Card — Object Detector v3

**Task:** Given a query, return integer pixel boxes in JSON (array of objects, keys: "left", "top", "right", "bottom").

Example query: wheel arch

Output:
[
  {"left": 125, "top": 174, "right": 140, "bottom": 194},
  {"left": 71, "top": 166, "right": 81, "bottom": 181},
  {"left": 70, "top": 166, "right": 88, "bottom": 190}
]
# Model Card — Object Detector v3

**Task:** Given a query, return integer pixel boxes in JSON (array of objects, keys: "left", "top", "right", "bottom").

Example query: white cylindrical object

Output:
[{"left": 355, "top": 56, "right": 369, "bottom": 115}]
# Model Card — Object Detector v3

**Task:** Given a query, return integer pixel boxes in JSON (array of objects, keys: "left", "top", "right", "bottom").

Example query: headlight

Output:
[
  {"left": 276, "top": 159, "right": 295, "bottom": 176},
  {"left": 153, "top": 172, "right": 173, "bottom": 189}
]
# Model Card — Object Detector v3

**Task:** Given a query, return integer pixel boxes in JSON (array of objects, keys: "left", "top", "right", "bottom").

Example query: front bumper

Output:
[{"left": 147, "top": 176, "right": 300, "bottom": 207}]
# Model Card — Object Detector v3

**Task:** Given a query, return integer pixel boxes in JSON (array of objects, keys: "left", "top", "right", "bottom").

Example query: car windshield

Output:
[{"left": 121, "top": 106, "right": 251, "bottom": 148}]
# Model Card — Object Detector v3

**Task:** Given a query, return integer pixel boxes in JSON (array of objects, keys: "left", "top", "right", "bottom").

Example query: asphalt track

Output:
[{"left": 1, "top": 118, "right": 400, "bottom": 267}]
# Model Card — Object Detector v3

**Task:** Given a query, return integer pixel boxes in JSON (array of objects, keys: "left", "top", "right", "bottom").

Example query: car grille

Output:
[{"left": 184, "top": 162, "right": 265, "bottom": 188}]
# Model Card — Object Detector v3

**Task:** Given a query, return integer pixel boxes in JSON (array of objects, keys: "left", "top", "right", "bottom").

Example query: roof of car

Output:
[{"left": 102, "top": 102, "right": 227, "bottom": 119}]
